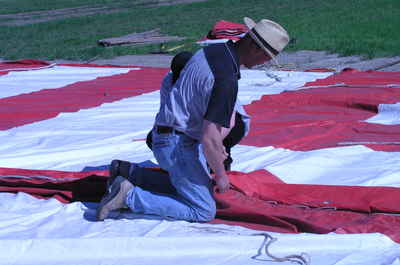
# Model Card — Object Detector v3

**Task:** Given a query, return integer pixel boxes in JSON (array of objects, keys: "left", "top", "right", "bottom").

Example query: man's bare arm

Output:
[
  {"left": 201, "top": 120, "right": 230, "bottom": 193},
  {"left": 221, "top": 111, "right": 236, "bottom": 139}
]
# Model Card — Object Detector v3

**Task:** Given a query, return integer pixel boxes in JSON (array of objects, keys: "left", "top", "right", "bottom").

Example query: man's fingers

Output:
[
  {"left": 214, "top": 175, "right": 230, "bottom": 193},
  {"left": 216, "top": 187, "right": 228, "bottom": 193}
]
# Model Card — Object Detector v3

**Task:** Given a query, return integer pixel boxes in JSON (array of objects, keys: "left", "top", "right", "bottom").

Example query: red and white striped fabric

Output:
[
  {"left": 197, "top": 20, "right": 248, "bottom": 45},
  {"left": 1, "top": 60, "right": 400, "bottom": 265}
]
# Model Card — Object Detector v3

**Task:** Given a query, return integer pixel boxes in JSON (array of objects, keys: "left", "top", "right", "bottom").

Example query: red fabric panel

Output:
[
  {"left": 0, "top": 59, "right": 49, "bottom": 69},
  {"left": 0, "top": 59, "right": 50, "bottom": 75},
  {"left": 213, "top": 188, "right": 400, "bottom": 243},
  {"left": 241, "top": 71, "right": 400, "bottom": 152},
  {"left": 228, "top": 172, "right": 400, "bottom": 214},
  {"left": 228, "top": 169, "right": 285, "bottom": 185},
  {"left": 214, "top": 171, "right": 400, "bottom": 242},
  {"left": 0, "top": 66, "right": 168, "bottom": 130},
  {"left": 1, "top": 167, "right": 400, "bottom": 242},
  {"left": 0, "top": 60, "right": 136, "bottom": 73}
]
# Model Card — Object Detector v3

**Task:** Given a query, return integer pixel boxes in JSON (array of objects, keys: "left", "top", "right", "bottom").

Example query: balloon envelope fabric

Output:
[{"left": 1, "top": 60, "right": 400, "bottom": 265}]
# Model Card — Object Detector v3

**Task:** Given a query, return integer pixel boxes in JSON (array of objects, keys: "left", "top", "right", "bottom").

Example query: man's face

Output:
[{"left": 243, "top": 40, "right": 272, "bottom": 68}]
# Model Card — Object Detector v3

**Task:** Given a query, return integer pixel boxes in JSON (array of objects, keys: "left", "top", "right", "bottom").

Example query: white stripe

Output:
[
  {"left": 238, "top": 70, "right": 331, "bottom": 104},
  {"left": 231, "top": 144, "right": 400, "bottom": 187}
]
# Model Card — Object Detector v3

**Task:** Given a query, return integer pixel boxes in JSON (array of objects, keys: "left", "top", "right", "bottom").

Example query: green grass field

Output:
[{"left": 0, "top": 0, "right": 399, "bottom": 60}]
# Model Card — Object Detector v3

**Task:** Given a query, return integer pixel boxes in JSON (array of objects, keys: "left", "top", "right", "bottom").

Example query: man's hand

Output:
[{"left": 214, "top": 174, "right": 230, "bottom": 193}]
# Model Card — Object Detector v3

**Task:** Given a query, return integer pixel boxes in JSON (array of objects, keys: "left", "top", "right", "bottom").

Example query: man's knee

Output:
[{"left": 195, "top": 202, "right": 216, "bottom": 222}]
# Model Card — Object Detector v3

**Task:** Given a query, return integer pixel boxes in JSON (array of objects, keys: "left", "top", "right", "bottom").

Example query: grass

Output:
[
  {"left": 0, "top": 0, "right": 399, "bottom": 60},
  {"left": 0, "top": 0, "right": 153, "bottom": 14}
]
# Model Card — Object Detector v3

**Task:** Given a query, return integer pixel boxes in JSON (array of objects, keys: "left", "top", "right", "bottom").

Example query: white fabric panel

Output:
[
  {"left": 0, "top": 65, "right": 135, "bottom": 99},
  {"left": 231, "top": 145, "right": 400, "bottom": 187},
  {"left": 366, "top": 102, "right": 400, "bottom": 125},
  {"left": 238, "top": 69, "right": 331, "bottom": 104},
  {"left": 0, "top": 192, "right": 399, "bottom": 265},
  {"left": 0, "top": 70, "right": 331, "bottom": 171}
]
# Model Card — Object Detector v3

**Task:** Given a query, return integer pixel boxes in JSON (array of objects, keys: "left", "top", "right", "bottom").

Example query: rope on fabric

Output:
[
  {"left": 299, "top": 83, "right": 400, "bottom": 90},
  {"left": 0, "top": 63, "right": 57, "bottom": 72},
  {"left": 264, "top": 71, "right": 283, "bottom": 82},
  {"left": 252, "top": 233, "right": 311, "bottom": 265},
  {"left": 338, "top": 142, "right": 400, "bottom": 146}
]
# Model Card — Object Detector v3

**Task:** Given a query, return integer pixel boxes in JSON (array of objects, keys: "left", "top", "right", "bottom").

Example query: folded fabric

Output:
[
  {"left": 205, "top": 20, "right": 248, "bottom": 41},
  {"left": 1, "top": 167, "right": 400, "bottom": 243}
]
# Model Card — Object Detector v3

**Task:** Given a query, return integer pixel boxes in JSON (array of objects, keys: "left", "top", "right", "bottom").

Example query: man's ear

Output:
[{"left": 250, "top": 38, "right": 262, "bottom": 51}]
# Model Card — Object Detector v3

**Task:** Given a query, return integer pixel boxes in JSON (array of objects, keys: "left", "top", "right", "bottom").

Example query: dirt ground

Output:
[
  {"left": 46, "top": 51, "right": 400, "bottom": 72},
  {"left": 1, "top": 51, "right": 399, "bottom": 72}
]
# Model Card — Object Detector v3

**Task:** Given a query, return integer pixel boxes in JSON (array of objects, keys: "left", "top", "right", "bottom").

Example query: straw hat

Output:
[{"left": 244, "top": 17, "right": 289, "bottom": 60}]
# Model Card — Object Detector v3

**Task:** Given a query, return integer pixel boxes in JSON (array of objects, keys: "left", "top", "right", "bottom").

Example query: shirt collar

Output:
[{"left": 226, "top": 40, "right": 241, "bottom": 80}]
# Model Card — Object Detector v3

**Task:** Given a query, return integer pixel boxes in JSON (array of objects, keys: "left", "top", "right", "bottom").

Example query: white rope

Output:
[
  {"left": 252, "top": 233, "right": 311, "bottom": 265},
  {"left": 262, "top": 65, "right": 285, "bottom": 82},
  {"left": 265, "top": 71, "right": 283, "bottom": 82},
  {"left": 260, "top": 60, "right": 400, "bottom": 88},
  {"left": 298, "top": 83, "right": 400, "bottom": 90},
  {"left": 338, "top": 141, "right": 400, "bottom": 145},
  {"left": 0, "top": 63, "right": 57, "bottom": 72},
  {"left": 0, "top": 175, "right": 79, "bottom": 182}
]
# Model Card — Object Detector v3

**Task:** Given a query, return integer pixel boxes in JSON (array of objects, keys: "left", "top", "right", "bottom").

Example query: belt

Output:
[{"left": 155, "top": 125, "right": 184, "bottom": 135}]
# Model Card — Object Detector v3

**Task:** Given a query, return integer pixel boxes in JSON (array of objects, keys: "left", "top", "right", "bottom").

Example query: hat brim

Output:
[{"left": 243, "top": 17, "right": 256, "bottom": 30}]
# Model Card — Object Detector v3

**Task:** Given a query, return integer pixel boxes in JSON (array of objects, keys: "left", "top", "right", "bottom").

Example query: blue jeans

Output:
[{"left": 125, "top": 130, "right": 216, "bottom": 222}]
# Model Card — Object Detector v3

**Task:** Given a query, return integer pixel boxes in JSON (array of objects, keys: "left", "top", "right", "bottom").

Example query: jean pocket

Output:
[{"left": 180, "top": 136, "right": 197, "bottom": 148}]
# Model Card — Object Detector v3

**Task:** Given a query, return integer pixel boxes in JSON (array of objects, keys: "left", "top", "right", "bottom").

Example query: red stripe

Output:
[
  {"left": 0, "top": 66, "right": 168, "bottom": 130},
  {"left": 241, "top": 71, "right": 400, "bottom": 151}
]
